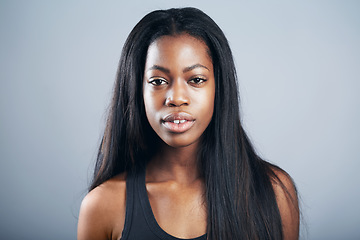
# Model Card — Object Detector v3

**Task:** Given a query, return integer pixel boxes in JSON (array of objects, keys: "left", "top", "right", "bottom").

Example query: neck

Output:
[{"left": 146, "top": 141, "right": 202, "bottom": 185}]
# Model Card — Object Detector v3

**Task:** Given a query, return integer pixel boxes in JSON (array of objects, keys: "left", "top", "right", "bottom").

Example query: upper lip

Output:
[{"left": 162, "top": 112, "right": 195, "bottom": 122}]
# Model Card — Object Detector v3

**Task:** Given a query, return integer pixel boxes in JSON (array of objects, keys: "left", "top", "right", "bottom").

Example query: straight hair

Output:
[{"left": 90, "top": 7, "right": 296, "bottom": 240}]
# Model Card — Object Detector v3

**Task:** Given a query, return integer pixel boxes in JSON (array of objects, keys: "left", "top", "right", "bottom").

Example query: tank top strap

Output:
[{"left": 120, "top": 169, "right": 135, "bottom": 239}]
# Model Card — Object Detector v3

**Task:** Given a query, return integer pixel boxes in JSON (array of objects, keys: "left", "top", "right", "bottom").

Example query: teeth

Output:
[{"left": 172, "top": 119, "right": 186, "bottom": 124}]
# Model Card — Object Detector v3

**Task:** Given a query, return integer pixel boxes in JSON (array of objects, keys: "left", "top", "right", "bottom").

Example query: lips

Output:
[{"left": 162, "top": 112, "right": 195, "bottom": 133}]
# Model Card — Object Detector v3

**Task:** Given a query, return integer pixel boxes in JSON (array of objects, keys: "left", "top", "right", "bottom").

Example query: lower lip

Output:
[{"left": 162, "top": 120, "right": 195, "bottom": 133}]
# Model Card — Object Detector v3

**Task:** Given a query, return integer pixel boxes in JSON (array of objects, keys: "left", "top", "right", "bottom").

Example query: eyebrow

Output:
[
  {"left": 147, "top": 65, "right": 170, "bottom": 74},
  {"left": 183, "top": 64, "right": 209, "bottom": 72},
  {"left": 147, "top": 64, "right": 209, "bottom": 74}
]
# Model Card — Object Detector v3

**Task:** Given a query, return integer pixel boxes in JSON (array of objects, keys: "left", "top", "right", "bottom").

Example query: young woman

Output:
[{"left": 78, "top": 7, "right": 299, "bottom": 240}]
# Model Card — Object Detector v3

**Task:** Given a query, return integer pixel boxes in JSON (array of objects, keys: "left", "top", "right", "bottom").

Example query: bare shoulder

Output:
[
  {"left": 270, "top": 167, "right": 300, "bottom": 240},
  {"left": 77, "top": 173, "right": 127, "bottom": 240}
]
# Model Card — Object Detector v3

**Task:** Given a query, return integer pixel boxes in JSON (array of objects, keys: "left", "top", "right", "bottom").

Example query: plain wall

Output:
[{"left": 0, "top": 0, "right": 359, "bottom": 239}]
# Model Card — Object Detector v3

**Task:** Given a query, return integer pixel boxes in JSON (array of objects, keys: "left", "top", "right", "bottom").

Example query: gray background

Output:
[{"left": 1, "top": 0, "right": 359, "bottom": 239}]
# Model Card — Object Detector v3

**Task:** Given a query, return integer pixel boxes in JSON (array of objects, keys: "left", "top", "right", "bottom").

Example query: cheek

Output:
[
  {"left": 143, "top": 88, "right": 151, "bottom": 120},
  {"left": 205, "top": 84, "right": 216, "bottom": 115},
  {"left": 143, "top": 89, "right": 162, "bottom": 125},
  {"left": 205, "top": 96, "right": 215, "bottom": 122},
  {"left": 196, "top": 89, "right": 215, "bottom": 126}
]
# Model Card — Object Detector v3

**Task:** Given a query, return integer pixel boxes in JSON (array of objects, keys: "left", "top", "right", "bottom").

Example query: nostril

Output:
[{"left": 165, "top": 97, "right": 190, "bottom": 107}]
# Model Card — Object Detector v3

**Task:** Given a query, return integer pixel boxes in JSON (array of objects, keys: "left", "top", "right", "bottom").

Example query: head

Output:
[{"left": 110, "top": 7, "right": 240, "bottom": 165}]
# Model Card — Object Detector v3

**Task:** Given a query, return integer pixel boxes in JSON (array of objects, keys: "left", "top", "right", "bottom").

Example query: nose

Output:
[{"left": 165, "top": 80, "right": 190, "bottom": 107}]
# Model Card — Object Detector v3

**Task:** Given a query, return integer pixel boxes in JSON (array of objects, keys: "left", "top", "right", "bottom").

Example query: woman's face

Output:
[{"left": 143, "top": 34, "right": 215, "bottom": 148}]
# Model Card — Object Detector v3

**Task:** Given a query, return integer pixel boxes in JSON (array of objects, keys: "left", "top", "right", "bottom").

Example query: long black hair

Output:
[{"left": 90, "top": 7, "right": 296, "bottom": 240}]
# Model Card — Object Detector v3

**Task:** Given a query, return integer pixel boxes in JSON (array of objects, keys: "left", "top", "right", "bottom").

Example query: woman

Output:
[{"left": 78, "top": 7, "right": 299, "bottom": 240}]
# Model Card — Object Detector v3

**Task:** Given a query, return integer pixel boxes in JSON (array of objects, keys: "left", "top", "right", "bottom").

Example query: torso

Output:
[
  {"left": 94, "top": 167, "right": 207, "bottom": 240},
  {"left": 79, "top": 164, "right": 299, "bottom": 240}
]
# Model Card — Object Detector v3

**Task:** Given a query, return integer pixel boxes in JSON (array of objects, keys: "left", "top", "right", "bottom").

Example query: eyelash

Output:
[
  {"left": 148, "top": 77, "right": 207, "bottom": 86},
  {"left": 149, "top": 78, "right": 168, "bottom": 86},
  {"left": 188, "top": 77, "right": 207, "bottom": 85}
]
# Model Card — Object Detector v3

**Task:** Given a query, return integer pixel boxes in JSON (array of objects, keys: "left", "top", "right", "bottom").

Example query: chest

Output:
[{"left": 147, "top": 182, "right": 207, "bottom": 239}]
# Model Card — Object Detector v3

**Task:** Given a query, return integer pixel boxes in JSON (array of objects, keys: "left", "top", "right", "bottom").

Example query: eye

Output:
[
  {"left": 149, "top": 78, "right": 168, "bottom": 86},
  {"left": 188, "top": 77, "right": 207, "bottom": 86}
]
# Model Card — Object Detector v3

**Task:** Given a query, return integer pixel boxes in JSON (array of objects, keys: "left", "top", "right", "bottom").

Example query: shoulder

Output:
[
  {"left": 270, "top": 166, "right": 300, "bottom": 240},
  {"left": 77, "top": 173, "right": 127, "bottom": 240}
]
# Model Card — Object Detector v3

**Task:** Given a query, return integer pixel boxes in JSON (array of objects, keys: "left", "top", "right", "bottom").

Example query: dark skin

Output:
[
  {"left": 141, "top": 35, "right": 214, "bottom": 238},
  {"left": 77, "top": 34, "right": 299, "bottom": 240}
]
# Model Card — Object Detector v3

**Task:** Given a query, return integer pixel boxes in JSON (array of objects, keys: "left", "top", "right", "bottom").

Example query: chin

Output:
[{"left": 161, "top": 135, "right": 199, "bottom": 149}]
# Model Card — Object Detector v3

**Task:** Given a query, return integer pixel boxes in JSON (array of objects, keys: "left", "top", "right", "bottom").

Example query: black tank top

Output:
[{"left": 121, "top": 167, "right": 207, "bottom": 240}]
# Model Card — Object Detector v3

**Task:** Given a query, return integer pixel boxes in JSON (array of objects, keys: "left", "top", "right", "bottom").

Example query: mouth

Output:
[{"left": 161, "top": 112, "right": 195, "bottom": 133}]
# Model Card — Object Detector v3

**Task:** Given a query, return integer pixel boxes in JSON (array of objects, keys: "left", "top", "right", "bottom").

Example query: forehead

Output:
[{"left": 145, "top": 34, "right": 212, "bottom": 68}]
